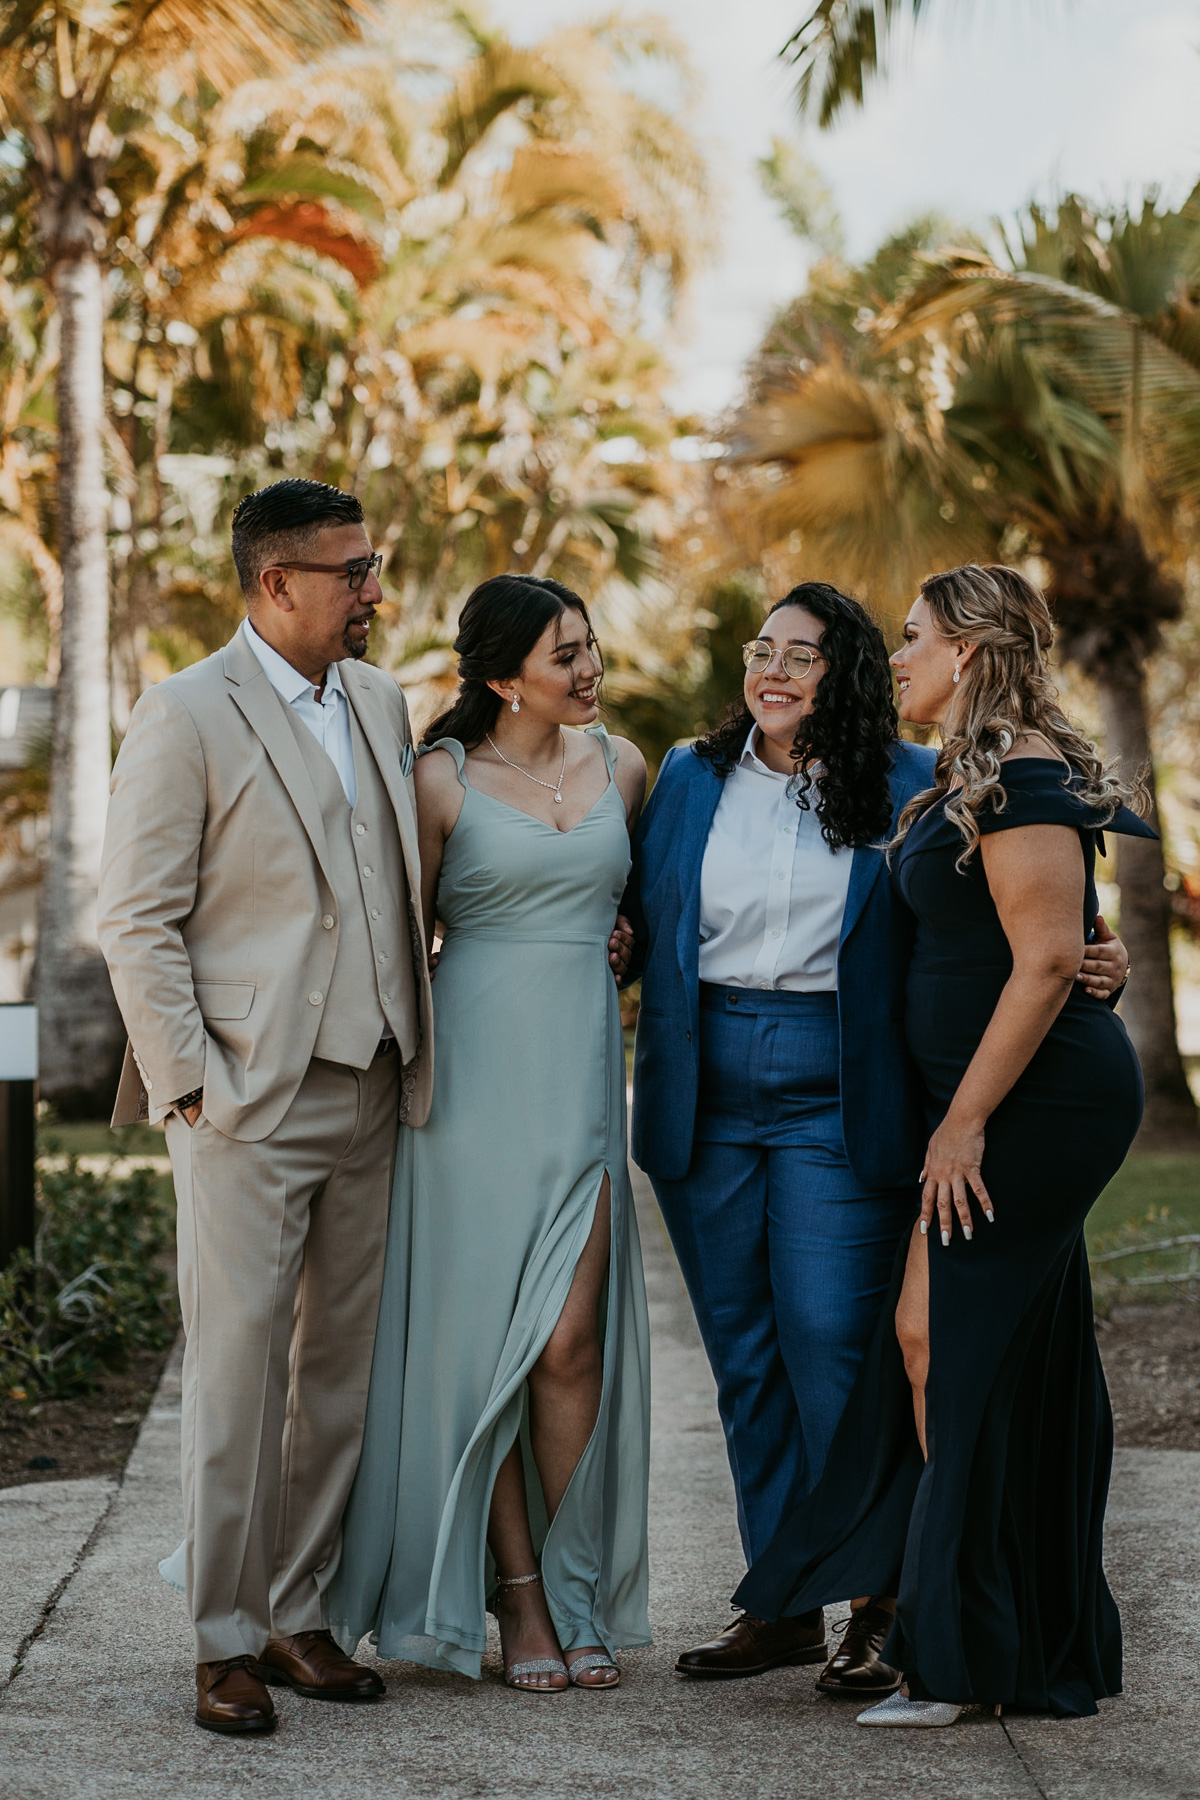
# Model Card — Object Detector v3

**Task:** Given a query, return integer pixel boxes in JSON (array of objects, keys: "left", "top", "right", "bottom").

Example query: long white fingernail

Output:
[
  {"left": 919, "top": 1220, "right": 928, "bottom": 1236},
  {"left": 985, "top": 1208, "right": 995, "bottom": 1223},
  {"left": 940, "top": 1229, "right": 950, "bottom": 1246},
  {"left": 963, "top": 1226, "right": 973, "bottom": 1241}
]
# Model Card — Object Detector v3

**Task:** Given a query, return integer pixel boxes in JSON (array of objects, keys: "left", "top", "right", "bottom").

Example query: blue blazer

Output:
[{"left": 626, "top": 738, "right": 936, "bottom": 1191}]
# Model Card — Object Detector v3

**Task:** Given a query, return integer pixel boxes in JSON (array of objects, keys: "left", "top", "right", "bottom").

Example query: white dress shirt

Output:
[
  {"left": 242, "top": 617, "right": 356, "bottom": 806},
  {"left": 698, "top": 728, "right": 854, "bottom": 992}
]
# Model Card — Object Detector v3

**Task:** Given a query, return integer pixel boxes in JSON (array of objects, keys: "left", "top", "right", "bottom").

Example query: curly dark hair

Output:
[{"left": 692, "top": 582, "right": 898, "bottom": 849}]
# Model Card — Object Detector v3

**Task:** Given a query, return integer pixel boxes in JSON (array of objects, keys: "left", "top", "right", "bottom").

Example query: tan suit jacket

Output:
[{"left": 97, "top": 629, "right": 433, "bottom": 1141}]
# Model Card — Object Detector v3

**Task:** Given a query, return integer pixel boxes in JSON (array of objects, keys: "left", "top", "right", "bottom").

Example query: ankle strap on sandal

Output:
[{"left": 495, "top": 1571, "right": 542, "bottom": 1589}]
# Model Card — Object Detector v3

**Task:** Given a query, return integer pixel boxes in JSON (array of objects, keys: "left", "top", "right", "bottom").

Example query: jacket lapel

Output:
[
  {"left": 340, "top": 664, "right": 422, "bottom": 906},
  {"left": 675, "top": 758, "right": 724, "bottom": 971},
  {"left": 222, "top": 633, "right": 334, "bottom": 888},
  {"left": 840, "top": 750, "right": 914, "bottom": 947},
  {"left": 840, "top": 842, "right": 884, "bottom": 947}
]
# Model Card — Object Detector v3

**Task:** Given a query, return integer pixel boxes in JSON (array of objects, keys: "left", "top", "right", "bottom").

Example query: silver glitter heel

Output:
[
  {"left": 857, "top": 1691, "right": 965, "bottom": 1727},
  {"left": 492, "top": 1573, "right": 568, "bottom": 1694},
  {"left": 566, "top": 1650, "right": 620, "bottom": 1689}
]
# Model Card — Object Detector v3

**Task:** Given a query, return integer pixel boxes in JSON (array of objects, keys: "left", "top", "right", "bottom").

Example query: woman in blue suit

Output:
[{"left": 626, "top": 582, "right": 1125, "bottom": 1696}]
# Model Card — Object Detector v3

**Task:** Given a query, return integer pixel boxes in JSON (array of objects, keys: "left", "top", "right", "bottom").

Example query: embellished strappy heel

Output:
[
  {"left": 566, "top": 1649, "right": 620, "bottom": 1689},
  {"left": 491, "top": 1573, "right": 568, "bottom": 1694}
]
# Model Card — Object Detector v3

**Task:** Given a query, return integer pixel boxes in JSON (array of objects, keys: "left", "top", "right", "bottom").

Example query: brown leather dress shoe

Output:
[
  {"left": 252, "top": 1630, "right": 385, "bottom": 1701},
  {"left": 195, "top": 1657, "right": 277, "bottom": 1734},
  {"left": 675, "top": 1612, "right": 827, "bottom": 1679},
  {"left": 816, "top": 1602, "right": 903, "bottom": 1696}
]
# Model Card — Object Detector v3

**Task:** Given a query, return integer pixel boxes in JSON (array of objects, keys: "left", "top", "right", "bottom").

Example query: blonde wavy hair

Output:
[{"left": 894, "top": 563, "right": 1139, "bottom": 866}]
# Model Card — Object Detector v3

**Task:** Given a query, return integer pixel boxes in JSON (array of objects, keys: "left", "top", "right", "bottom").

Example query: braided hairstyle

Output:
[
  {"left": 423, "top": 574, "right": 597, "bottom": 750},
  {"left": 692, "top": 582, "right": 898, "bottom": 849}
]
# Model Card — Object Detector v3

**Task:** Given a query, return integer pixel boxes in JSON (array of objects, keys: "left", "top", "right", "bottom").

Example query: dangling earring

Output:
[
  {"left": 511, "top": 695, "right": 520, "bottom": 713},
  {"left": 952, "top": 664, "right": 961, "bottom": 685}
]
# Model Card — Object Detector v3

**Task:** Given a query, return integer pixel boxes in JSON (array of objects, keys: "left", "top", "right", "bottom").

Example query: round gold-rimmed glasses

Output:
[{"left": 742, "top": 638, "right": 822, "bottom": 680}]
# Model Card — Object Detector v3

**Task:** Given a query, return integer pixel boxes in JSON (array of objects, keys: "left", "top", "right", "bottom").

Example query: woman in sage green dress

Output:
[{"left": 329, "top": 575, "right": 650, "bottom": 1692}]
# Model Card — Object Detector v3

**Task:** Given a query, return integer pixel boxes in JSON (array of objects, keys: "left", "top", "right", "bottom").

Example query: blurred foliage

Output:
[
  {"left": 0, "top": 2, "right": 717, "bottom": 725},
  {"left": 0, "top": 1158, "right": 177, "bottom": 1404},
  {"left": 598, "top": 573, "right": 765, "bottom": 775}
]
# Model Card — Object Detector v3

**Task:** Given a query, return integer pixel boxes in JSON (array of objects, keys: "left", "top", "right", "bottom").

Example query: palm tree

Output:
[
  {"left": 724, "top": 194, "right": 1200, "bottom": 1145},
  {"left": 0, "top": 1, "right": 364, "bottom": 1114},
  {"left": 120, "top": 10, "right": 708, "bottom": 669}
]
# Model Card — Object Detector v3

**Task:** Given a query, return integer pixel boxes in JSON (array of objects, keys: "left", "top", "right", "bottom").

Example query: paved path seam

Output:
[
  {"left": 1, "top": 1477, "right": 120, "bottom": 1694},
  {"left": 1000, "top": 1717, "right": 1051, "bottom": 1799}
]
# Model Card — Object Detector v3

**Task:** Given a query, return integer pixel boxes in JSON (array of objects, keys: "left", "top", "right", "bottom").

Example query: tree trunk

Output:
[
  {"left": 1096, "top": 659, "right": 1199, "bottom": 1149},
  {"left": 35, "top": 245, "right": 125, "bottom": 1117}
]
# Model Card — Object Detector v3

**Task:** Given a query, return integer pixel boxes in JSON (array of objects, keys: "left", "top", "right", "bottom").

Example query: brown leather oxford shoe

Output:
[
  {"left": 252, "top": 1630, "right": 385, "bottom": 1701},
  {"left": 675, "top": 1611, "right": 827, "bottom": 1679},
  {"left": 816, "top": 1601, "right": 903, "bottom": 1696},
  {"left": 195, "top": 1656, "right": 277, "bottom": 1734}
]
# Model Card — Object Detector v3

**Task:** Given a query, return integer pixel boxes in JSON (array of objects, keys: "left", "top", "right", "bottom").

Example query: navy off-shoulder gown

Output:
[{"left": 736, "top": 760, "right": 1155, "bottom": 1717}]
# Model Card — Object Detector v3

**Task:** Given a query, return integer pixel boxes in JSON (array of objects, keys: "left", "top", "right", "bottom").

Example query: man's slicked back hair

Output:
[{"left": 231, "top": 479, "right": 366, "bottom": 600}]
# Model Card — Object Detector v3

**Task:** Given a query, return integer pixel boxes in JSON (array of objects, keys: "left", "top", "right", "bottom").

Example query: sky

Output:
[{"left": 489, "top": 0, "right": 1200, "bottom": 417}]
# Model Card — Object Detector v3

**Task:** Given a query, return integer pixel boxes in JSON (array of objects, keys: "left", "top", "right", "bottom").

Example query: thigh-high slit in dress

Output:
[
  {"left": 736, "top": 760, "right": 1154, "bottom": 1716},
  {"left": 328, "top": 727, "right": 651, "bottom": 1676}
]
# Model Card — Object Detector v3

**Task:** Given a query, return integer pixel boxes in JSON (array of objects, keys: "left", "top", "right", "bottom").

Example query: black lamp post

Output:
[{"left": 0, "top": 1003, "right": 37, "bottom": 1270}]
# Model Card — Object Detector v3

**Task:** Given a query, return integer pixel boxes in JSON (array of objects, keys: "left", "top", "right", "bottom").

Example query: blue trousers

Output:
[{"left": 651, "top": 985, "right": 914, "bottom": 1566}]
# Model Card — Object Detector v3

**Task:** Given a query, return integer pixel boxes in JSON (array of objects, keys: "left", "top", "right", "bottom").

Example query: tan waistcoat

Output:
[{"left": 281, "top": 698, "right": 419, "bottom": 1067}]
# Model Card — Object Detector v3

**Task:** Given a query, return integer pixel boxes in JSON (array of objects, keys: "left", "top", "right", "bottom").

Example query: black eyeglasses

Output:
[
  {"left": 267, "top": 553, "right": 383, "bottom": 592},
  {"left": 742, "top": 639, "right": 823, "bottom": 679}
]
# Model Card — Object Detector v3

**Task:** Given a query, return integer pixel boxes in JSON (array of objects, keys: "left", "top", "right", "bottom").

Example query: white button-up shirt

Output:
[
  {"left": 697, "top": 728, "right": 854, "bottom": 992},
  {"left": 242, "top": 618, "right": 356, "bottom": 806}
]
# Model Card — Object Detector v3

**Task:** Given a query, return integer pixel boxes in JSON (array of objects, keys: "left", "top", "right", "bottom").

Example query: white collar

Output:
[
  {"left": 242, "top": 617, "right": 346, "bottom": 704},
  {"left": 739, "top": 726, "right": 786, "bottom": 780},
  {"left": 739, "top": 726, "right": 824, "bottom": 786}
]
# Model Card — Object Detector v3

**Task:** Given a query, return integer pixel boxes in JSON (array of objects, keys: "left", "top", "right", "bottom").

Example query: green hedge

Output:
[{"left": 0, "top": 1157, "right": 178, "bottom": 1402}]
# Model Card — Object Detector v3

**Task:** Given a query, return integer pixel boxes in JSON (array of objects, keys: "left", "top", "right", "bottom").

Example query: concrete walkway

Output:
[{"left": 1, "top": 1170, "right": 1197, "bottom": 1799}]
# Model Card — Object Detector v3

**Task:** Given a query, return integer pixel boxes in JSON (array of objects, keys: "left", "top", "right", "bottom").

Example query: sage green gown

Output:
[{"left": 328, "top": 727, "right": 652, "bottom": 1676}]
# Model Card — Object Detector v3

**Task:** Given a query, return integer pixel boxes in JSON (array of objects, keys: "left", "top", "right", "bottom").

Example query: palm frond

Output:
[
  {"left": 886, "top": 260, "right": 1200, "bottom": 504},
  {"left": 437, "top": 42, "right": 561, "bottom": 187},
  {"left": 781, "top": 0, "right": 938, "bottom": 130}
]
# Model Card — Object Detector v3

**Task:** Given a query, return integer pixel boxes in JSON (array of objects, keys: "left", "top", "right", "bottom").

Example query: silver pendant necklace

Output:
[{"left": 485, "top": 729, "right": 567, "bottom": 802}]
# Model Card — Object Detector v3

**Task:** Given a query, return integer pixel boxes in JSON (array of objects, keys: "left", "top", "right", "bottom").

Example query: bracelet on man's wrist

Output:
[{"left": 175, "top": 1087, "right": 203, "bottom": 1112}]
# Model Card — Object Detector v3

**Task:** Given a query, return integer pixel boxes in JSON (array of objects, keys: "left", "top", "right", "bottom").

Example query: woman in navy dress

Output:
[{"left": 736, "top": 563, "right": 1153, "bottom": 1725}]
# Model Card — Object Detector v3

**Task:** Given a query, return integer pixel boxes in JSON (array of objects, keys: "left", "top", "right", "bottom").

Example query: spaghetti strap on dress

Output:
[
  {"left": 736, "top": 761, "right": 1155, "bottom": 1716},
  {"left": 329, "top": 726, "right": 651, "bottom": 1674}
]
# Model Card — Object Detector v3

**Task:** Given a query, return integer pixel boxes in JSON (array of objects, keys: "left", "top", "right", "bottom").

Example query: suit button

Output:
[
  {"left": 371, "top": 908, "right": 381, "bottom": 920},
  {"left": 144, "top": 1076, "right": 153, "bottom": 1090},
  {"left": 308, "top": 991, "right": 323, "bottom": 1005},
  {"left": 685, "top": 1031, "right": 691, "bottom": 1042},
  {"left": 355, "top": 823, "right": 367, "bottom": 836},
  {"left": 377, "top": 952, "right": 387, "bottom": 964},
  {"left": 322, "top": 914, "right": 335, "bottom": 929},
  {"left": 362, "top": 865, "right": 373, "bottom": 877},
  {"left": 382, "top": 995, "right": 392, "bottom": 1006}
]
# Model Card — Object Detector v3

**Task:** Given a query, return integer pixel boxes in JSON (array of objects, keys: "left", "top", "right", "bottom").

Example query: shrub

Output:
[{"left": 0, "top": 1158, "right": 178, "bottom": 1402}]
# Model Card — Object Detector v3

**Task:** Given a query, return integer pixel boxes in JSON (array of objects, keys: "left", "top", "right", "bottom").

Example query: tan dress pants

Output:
[{"left": 165, "top": 1052, "right": 399, "bottom": 1662}]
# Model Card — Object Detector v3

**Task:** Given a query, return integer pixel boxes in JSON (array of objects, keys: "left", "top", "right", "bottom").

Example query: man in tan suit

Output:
[{"left": 98, "top": 479, "right": 433, "bottom": 1735}]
